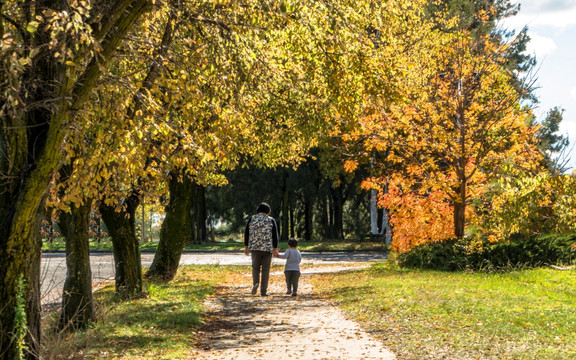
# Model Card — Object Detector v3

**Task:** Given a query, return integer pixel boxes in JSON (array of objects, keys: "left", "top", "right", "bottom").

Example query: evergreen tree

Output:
[{"left": 535, "top": 107, "right": 570, "bottom": 173}]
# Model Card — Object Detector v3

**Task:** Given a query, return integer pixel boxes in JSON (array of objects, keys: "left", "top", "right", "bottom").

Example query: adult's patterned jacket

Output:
[{"left": 244, "top": 213, "right": 279, "bottom": 252}]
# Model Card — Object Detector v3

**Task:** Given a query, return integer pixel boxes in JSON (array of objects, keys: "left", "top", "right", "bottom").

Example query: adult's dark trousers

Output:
[
  {"left": 284, "top": 270, "right": 301, "bottom": 292},
  {"left": 251, "top": 250, "right": 273, "bottom": 295}
]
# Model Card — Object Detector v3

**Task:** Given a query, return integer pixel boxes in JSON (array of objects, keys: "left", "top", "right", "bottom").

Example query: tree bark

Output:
[
  {"left": 58, "top": 201, "right": 95, "bottom": 331},
  {"left": 289, "top": 199, "right": 295, "bottom": 239},
  {"left": 193, "top": 184, "right": 207, "bottom": 244},
  {"left": 303, "top": 196, "right": 313, "bottom": 241},
  {"left": 0, "top": 1, "right": 151, "bottom": 357},
  {"left": 100, "top": 195, "right": 143, "bottom": 298},
  {"left": 331, "top": 185, "right": 344, "bottom": 240},
  {"left": 27, "top": 200, "right": 45, "bottom": 360},
  {"left": 146, "top": 174, "right": 194, "bottom": 281},
  {"left": 318, "top": 192, "right": 329, "bottom": 239},
  {"left": 281, "top": 186, "right": 290, "bottom": 241},
  {"left": 454, "top": 181, "right": 466, "bottom": 238},
  {"left": 304, "top": 196, "right": 314, "bottom": 240}
]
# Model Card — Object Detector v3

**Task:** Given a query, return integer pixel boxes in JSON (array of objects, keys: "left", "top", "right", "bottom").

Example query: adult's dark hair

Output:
[
  {"left": 287, "top": 238, "right": 299, "bottom": 248},
  {"left": 256, "top": 202, "right": 271, "bottom": 214}
]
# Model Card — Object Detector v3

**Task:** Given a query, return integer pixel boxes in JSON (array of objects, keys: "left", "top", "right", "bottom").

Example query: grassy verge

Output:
[
  {"left": 42, "top": 238, "right": 386, "bottom": 252},
  {"left": 41, "top": 239, "right": 245, "bottom": 252},
  {"left": 312, "top": 263, "right": 576, "bottom": 360},
  {"left": 297, "top": 240, "right": 387, "bottom": 252},
  {"left": 42, "top": 265, "right": 245, "bottom": 360}
]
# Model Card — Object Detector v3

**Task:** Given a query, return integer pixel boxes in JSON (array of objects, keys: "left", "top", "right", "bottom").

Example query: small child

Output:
[{"left": 277, "top": 238, "right": 302, "bottom": 296}]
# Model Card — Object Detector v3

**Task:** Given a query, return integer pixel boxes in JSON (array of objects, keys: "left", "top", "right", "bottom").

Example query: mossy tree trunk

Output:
[
  {"left": 147, "top": 173, "right": 194, "bottom": 281},
  {"left": 100, "top": 194, "right": 143, "bottom": 298},
  {"left": 27, "top": 200, "right": 46, "bottom": 360},
  {"left": 58, "top": 201, "right": 94, "bottom": 331},
  {"left": 0, "top": 1, "right": 151, "bottom": 357}
]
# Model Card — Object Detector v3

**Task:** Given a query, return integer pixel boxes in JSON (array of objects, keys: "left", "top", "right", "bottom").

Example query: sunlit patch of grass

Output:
[
  {"left": 44, "top": 265, "right": 247, "bottom": 359},
  {"left": 312, "top": 263, "right": 576, "bottom": 360}
]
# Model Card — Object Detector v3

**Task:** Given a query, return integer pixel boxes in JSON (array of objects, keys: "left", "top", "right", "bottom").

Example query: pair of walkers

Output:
[{"left": 244, "top": 203, "right": 302, "bottom": 296}]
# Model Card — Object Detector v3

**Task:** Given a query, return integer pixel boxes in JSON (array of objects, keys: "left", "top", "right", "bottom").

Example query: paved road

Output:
[{"left": 40, "top": 251, "right": 386, "bottom": 309}]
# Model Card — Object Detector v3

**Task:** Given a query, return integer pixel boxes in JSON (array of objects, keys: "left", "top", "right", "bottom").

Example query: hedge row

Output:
[{"left": 397, "top": 234, "right": 576, "bottom": 272}]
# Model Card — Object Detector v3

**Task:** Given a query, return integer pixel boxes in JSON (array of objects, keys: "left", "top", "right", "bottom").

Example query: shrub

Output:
[{"left": 397, "top": 234, "right": 576, "bottom": 272}]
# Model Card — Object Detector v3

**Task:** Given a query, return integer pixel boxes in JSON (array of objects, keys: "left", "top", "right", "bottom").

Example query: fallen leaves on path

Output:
[{"left": 194, "top": 265, "right": 395, "bottom": 360}]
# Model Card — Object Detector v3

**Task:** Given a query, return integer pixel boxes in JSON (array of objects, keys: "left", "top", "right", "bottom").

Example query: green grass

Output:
[
  {"left": 312, "top": 263, "right": 576, "bottom": 360},
  {"left": 42, "top": 265, "right": 239, "bottom": 359},
  {"left": 43, "top": 263, "right": 576, "bottom": 359},
  {"left": 296, "top": 240, "right": 387, "bottom": 252},
  {"left": 42, "top": 237, "right": 386, "bottom": 252}
]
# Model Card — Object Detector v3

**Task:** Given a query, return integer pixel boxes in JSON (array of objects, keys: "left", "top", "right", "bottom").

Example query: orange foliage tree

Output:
[{"left": 347, "top": 22, "right": 542, "bottom": 252}]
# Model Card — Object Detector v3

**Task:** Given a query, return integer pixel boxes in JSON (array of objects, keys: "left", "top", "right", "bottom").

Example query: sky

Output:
[{"left": 499, "top": 0, "right": 576, "bottom": 171}]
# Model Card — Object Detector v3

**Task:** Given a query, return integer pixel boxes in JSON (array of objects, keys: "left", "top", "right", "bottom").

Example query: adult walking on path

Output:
[
  {"left": 196, "top": 266, "right": 396, "bottom": 360},
  {"left": 244, "top": 202, "right": 279, "bottom": 296}
]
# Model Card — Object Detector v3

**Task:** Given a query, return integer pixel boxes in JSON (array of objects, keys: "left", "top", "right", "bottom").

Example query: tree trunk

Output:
[
  {"left": 58, "top": 201, "right": 94, "bottom": 331},
  {"left": 281, "top": 186, "right": 289, "bottom": 241},
  {"left": 453, "top": 180, "right": 466, "bottom": 238},
  {"left": 382, "top": 207, "right": 393, "bottom": 245},
  {"left": 27, "top": 201, "right": 45, "bottom": 360},
  {"left": 141, "top": 197, "right": 146, "bottom": 242},
  {"left": 370, "top": 190, "right": 379, "bottom": 235},
  {"left": 303, "top": 196, "right": 313, "bottom": 241},
  {"left": 454, "top": 201, "right": 465, "bottom": 238},
  {"left": 289, "top": 199, "right": 295, "bottom": 239},
  {"left": 147, "top": 174, "right": 194, "bottom": 281},
  {"left": 194, "top": 184, "right": 207, "bottom": 243},
  {"left": 0, "top": 2, "right": 151, "bottom": 357},
  {"left": 318, "top": 192, "right": 329, "bottom": 239},
  {"left": 0, "top": 189, "right": 46, "bottom": 360},
  {"left": 327, "top": 192, "right": 335, "bottom": 239},
  {"left": 100, "top": 195, "right": 143, "bottom": 298},
  {"left": 331, "top": 185, "right": 344, "bottom": 240}
]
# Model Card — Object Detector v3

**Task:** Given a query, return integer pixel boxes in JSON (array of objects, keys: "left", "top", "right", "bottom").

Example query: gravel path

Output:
[{"left": 194, "top": 266, "right": 395, "bottom": 360}]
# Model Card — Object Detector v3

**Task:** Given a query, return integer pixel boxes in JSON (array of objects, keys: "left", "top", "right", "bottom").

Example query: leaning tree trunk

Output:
[
  {"left": 0, "top": 186, "right": 46, "bottom": 360},
  {"left": 27, "top": 199, "right": 46, "bottom": 360},
  {"left": 100, "top": 194, "right": 143, "bottom": 298},
  {"left": 147, "top": 174, "right": 194, "bottom": 281},
  {"left": 58, "top": 201, "right": 94, "bottom": 331},
  {"left": 0, "top": 2, "right": 151, "bottom": 357}
]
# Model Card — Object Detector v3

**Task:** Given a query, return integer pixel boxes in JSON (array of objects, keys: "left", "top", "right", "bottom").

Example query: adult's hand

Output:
[
  {"left": 244, "top": 246, "right": 250, "bottom": 256},
  {"left": 273, "top": 248, "right": 279, "bottom": 257}
]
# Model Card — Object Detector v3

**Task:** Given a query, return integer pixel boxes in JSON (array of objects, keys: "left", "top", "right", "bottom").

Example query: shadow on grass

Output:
[{"left": 77, "top": 276, "right": 217, "bottom": 358}]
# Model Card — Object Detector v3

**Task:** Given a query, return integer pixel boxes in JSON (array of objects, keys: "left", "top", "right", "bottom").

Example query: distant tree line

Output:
[{"left": 195, "top": 152, "right": 384, "bottom": 242}]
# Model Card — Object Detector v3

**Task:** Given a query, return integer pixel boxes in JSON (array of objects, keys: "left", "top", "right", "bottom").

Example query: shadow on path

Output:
[{"left": 196, "top": 268, "right": 395, "bottom": 360}]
